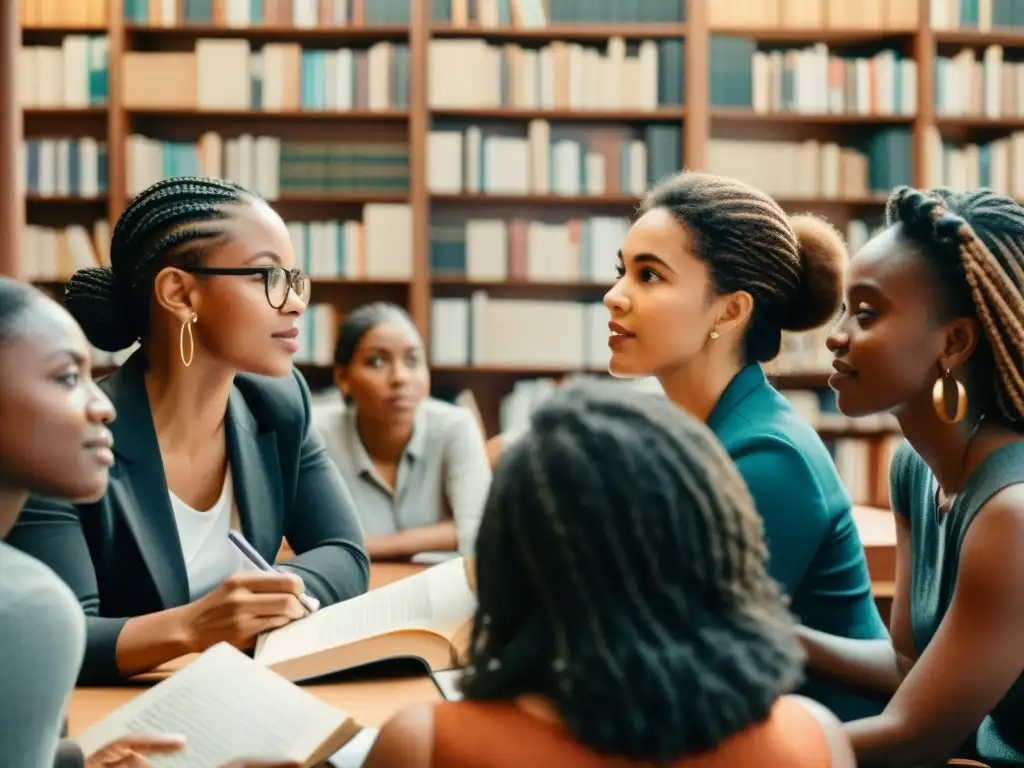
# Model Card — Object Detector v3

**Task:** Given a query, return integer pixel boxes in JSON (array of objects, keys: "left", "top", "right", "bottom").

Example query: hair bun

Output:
[
  {"left": 64, "top": 266, "right": 140, "bottom": 352},
  {"left": 782, "top": 214, "right": 847, "bottom": 332}
]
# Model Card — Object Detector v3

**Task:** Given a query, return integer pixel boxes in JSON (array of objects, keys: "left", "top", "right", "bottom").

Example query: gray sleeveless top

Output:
[{"left": 890, "top": 440, "right": 1024, "bottom": 764}]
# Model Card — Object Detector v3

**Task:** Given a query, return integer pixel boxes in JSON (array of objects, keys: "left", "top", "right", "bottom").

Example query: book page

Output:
[
  {"left": 74, "top": 643, "right": 351, "bottom": 765},
  {"left": 255, "top": 557, "right": 477, "bottom": 667}
]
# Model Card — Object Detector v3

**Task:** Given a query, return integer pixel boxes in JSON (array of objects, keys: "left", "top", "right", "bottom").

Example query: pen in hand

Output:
[{"left": 228, "top": 530, "right": 320, "bottom": 615}]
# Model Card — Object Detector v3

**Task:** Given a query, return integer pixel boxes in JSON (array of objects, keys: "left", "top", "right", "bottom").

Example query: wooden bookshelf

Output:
[{"left": 17, "top": 0, "right": 1019, "bottom": 508}]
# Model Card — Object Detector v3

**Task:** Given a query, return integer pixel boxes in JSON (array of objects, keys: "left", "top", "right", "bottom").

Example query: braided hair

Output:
[
  {"left": 640, "top": 171, "right": 848, "bottom": 362},
  {"left": 0, "top": 278, "right": 44, "bottom": 346},
  {"left": 64, "top": 176, "right": 253, "bottom": 352},
  {"left": 460, "top": 378, "right": 805, "bottom": 763},
  {"left": 886, "top": 186, "right": 1024, "bottom": 427}
]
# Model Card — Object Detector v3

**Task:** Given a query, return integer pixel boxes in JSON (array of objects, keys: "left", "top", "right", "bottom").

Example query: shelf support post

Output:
[{"left": 0, "top": 0, "right": 22, "bottom": 277}]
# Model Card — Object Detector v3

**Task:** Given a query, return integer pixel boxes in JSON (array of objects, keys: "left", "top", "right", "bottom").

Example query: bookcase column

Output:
[{"left": 0, "top": 0, "right": 21, "bottom": 277}]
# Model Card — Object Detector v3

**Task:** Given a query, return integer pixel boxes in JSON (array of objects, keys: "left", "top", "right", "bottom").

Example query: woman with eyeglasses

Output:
[{"left": 6, "top": 176, "right": 369, "bottom": 685}]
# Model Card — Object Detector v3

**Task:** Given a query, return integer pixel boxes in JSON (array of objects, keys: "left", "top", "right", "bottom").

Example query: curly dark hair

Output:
[
  {"left": 885, "top": 185, "right": 1024, "bottom": 426},
  {"left": 459, "top": 378, "right": 805, "bottom": 763},
  {"left": 63, "top": 176, "right": 255, "bottom": 352}
]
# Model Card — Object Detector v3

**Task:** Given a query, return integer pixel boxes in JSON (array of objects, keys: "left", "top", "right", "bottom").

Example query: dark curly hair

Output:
[
  {"left": 885, "top": 185, "right": 1024, "bottom": 426},
  {"left": 639, "top": 171, "right": 848, "bottom": 363},
  {"left": 63, "top": 176, "right": 255, "bottom": 352},
  {"left": 459, "top": 378, "right": 805, "bottom": 763}
]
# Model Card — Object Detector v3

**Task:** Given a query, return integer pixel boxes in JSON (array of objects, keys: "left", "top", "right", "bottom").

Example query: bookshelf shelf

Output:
[
  {"left": 25, "top": 195, "right": 108, "bottom": 206},
  {"left": 431, "top": 193, "right": 641, "bottom": 207},
  {"left": 431, "top": 278, "right": 610, "bottom": 301},
  {"left": 769, "top": 372, "right": 832, "bottom": 389},
  {"left": 710, "top": 109, "right": 915, "bottom": 126},
  {"left": 429, "top": 24, "right": 687, "bottom": 42},
  {"left": 127, "top": 109, "right": 409, "bottom": 123},
  {"left": 271, "top": 193, "right": 410, "bottom": 204},
  {"left": 124, "top": 24, "right": 410, "bottom": 42},
  {"left": 23, "top": 108, "right": 107, "bottom": 118},
  {"left": 933, "top": 30, "right": 1024, "bottom": 47},
  {"left": 774, "top": 195, "right": 889, "bottom": 207},
  {"left": 935, "top": 116, "right": 1024, "bottom": 129},
  {"left": 430, "top": 108, "right": 686, "bottom": 123},
  {"left": 708, "top": 27, "right": 915, "bottom": 43},
  {"left": 432, "top": 365, "right": 608, "bottom": 379}
]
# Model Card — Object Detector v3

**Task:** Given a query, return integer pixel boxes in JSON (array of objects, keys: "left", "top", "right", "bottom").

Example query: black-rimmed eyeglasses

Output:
[{"left": 181, "top": 266, "right": 311, "bottom": 309}]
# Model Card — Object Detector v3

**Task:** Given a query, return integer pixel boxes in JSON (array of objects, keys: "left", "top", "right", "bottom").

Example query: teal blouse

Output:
[
  {"left": 708, "top": 364, "right": 890, "bottom": 721},
  {"left": 891, "top": 440, "right": 1024, "bottom": 764}
]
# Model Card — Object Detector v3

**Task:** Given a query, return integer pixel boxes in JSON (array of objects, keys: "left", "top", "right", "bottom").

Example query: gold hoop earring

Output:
[
  {"left": 932, "top": 368, "right": 967, "bottom": 424},
  {"left": 179, "top": 312, "right": 197, "bottom": 368}
]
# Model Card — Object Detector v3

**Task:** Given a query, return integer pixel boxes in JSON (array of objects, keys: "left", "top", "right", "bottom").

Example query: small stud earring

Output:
[{"left": 709, "top": 331, "right": 720, "bottom": 340}]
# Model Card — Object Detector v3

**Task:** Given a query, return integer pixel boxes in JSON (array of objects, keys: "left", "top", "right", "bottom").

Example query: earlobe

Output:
[
  {"left": 152, "top": 267, "right": 197, "bottom": 321},
  {"left": 332, "top": 365, "right": 349, "bottom": 396},
  {"left": 941, "top": 317, "right": 981, "bottom": 369},
  {"left": 714, "top": 290, "right": 756, "bottom": 334}
]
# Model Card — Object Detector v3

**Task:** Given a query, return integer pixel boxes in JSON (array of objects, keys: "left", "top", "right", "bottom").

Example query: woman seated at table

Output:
[
  {"left": 6, "top": 176, "right": 369, "bottom": 686},
  {"left": 601, "top": 171, "right": 888, "bottom": 721},
  {"left": 314, "top": 302, "right": 490, "bottom": 560},
  {"left": 365, "top": 379, "right": 855, "bottom": 767},
  {"left": 0, "top": 278, "right": 300, "bottom": 768},
  {"left": 801, "top": 186, "right": 1024, "bottom": 766}
]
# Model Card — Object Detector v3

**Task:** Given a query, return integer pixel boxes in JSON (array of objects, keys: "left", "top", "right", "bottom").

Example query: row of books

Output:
[
  {"left": 706, "top": 130, "right": 911, "bottom": 199},
  {"left": 930, "top": 0, "right": 1024, "bottom": 29},
  {"left": 923, "top": 128, "right": 1024, "bottom": 196},
  {"left": 936, "top": 47, "right": 1024, "bottom": 118},
  {"left": 21, "top": 139, "right": 108, "bottom": 198},
  {"left": 122, "top": 0, "right": 409, "bottom": 26},
  {"left": 23, "top": 210, "right": 887, "bottom": 286},
  {"left": 428, "top": 38, "right": 683, "bottom": 111},
  {"left": 711, "top": 38, "right": 917, "bottom": 116},
  {"left": 21, "top": 37, "right": 109, "bottom": 109},
  {"left": 20, "top": 0, "right": 108, "bottom": 27},
  {"left": 123, "top": 42, "right": 406, "bottom": 112},
  {"left": 427, "top": 123, "right": 679, "bottom": 197},
  {"left": 430, "top": 216, "right": 626, "bottom": 283},
  {"left": 428, "top": 215, "right": 884, "bottom": 285},
  {"left": 433, "top": 0, "right": 684, "bottom": 26},
  {"left": 20, "top": 222, "right": 111, "bottom": 282},
  {"left": 430, "top": 294, "right": 610, "bottom": 370},
  {"left": 711, "top": 0, "right": 919, "bottom": 30},
  {"left": 285, "top": 208, "right": 412, "bottom": 279},
  {"left": 126, "top": 133, "right": 409, "bottom": 198}
]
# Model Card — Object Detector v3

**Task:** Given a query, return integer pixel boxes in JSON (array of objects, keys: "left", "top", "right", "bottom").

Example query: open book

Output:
[
  {"left": 74, "top": 643, "right": 358, "bottom": 767},
  {"left": 254, "top": 556, "right": 477, "bottom": 683}
]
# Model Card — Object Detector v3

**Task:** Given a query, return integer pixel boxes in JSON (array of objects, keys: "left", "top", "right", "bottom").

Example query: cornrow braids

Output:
[
  {"left": 886, "top": 186, "right": 1024, "bottom": 427},
  {"left": 640, "top": 171, "right": 847, "bottom": 363},
  {"left": 460, "top": 378, "right": 805, "bottom": 763},
  {"left": 64, "top": 176, "right": 253, "bottom": 352}
]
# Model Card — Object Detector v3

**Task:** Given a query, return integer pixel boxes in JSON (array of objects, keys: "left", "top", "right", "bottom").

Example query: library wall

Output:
[{"left": 15, "top": 0, "right": 1017, "bottom": 510}]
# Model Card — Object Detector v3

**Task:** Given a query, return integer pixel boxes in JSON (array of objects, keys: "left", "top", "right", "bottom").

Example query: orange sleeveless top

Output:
[{"left": 432, "top": 697, "right": 832, "bottom": 767}]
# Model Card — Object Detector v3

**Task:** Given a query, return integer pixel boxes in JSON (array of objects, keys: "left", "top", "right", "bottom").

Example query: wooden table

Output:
[{"left": 67, "top": 562, "right": 439, "bottom": 737}]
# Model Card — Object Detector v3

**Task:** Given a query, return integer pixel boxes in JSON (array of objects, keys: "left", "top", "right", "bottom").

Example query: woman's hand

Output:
[
  {"left": 84, "top": 734, "right": 186, "bottom": 766},
  {"left": 180, "top": 571, "right": 308, "bottom": 652},
  {"left": 84, "top": 734, "right": 301, "bottom": 768}
]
